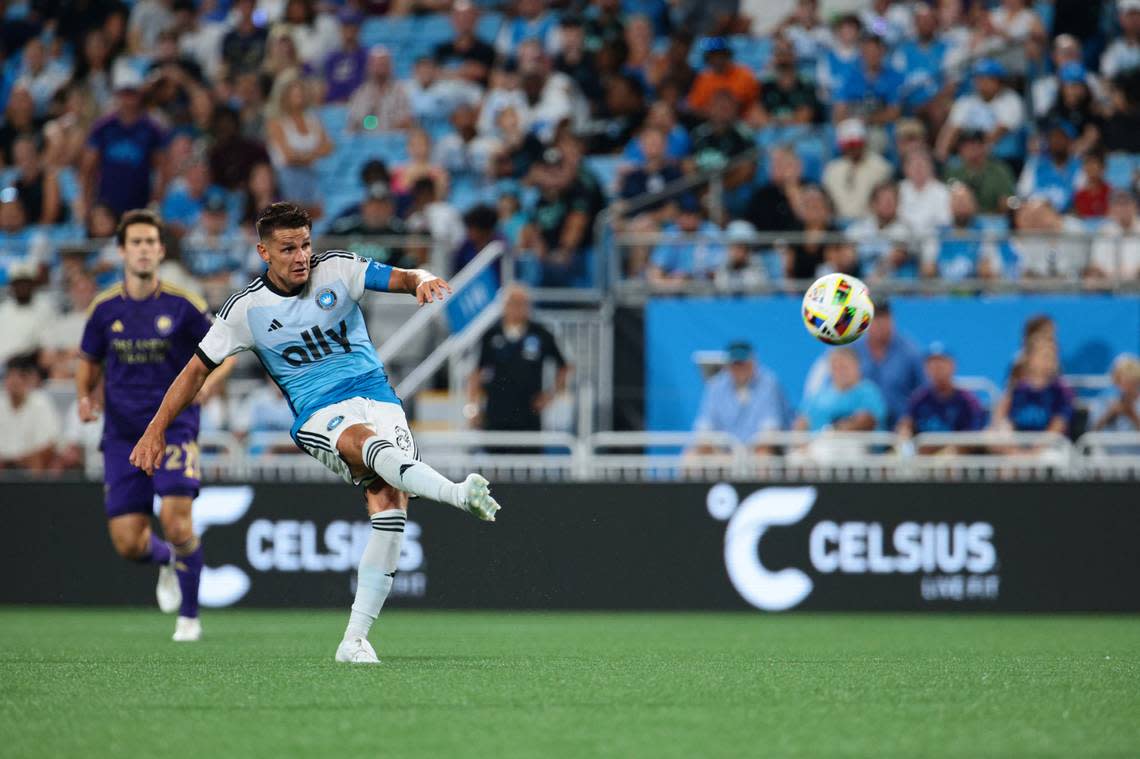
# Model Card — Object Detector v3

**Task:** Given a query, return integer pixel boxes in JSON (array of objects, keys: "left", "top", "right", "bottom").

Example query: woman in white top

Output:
[
  {"left": 266, "top": 76, "right": 333, "bottom": 216},
  {"left": 981, "top": 0, "right": 1046, "bottom": 75},
  {"left": 898, "top": 150, "right": 951, "bottom": 238}
]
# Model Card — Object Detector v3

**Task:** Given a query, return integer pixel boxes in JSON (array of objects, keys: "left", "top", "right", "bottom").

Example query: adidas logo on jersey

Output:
[
  {"left": 267, "top": 319, "right": 284, "bottom": 332},
  {"left": 282, "top": 320, "right": 352, "bottom": 366}
]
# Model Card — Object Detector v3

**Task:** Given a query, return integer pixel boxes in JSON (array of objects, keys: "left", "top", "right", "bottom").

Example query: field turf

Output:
[{"left": 0, "top": 609, "right": 1137, "bottom": 758}]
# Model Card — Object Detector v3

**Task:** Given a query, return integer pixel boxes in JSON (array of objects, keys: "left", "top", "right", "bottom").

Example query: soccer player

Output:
[
  {"left": 129, "top": 202, "right": 501, "bottom": 664},
  {"left": 77, "top": 209, "right": 233, "bottom": 642}
]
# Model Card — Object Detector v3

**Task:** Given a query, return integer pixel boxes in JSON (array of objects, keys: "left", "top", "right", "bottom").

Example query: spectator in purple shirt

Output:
[
  {"left": 897, "top": 342, "right": 986, "bottom": 453},
  {"left": 80, "top": 69, "right": 168, "bottom": 215},
  {"left": 993, "top": 340, "right": 1074, "bottom": 445},
  {"left": 320, "top": 8, "right": 368, "bottom": 103}
]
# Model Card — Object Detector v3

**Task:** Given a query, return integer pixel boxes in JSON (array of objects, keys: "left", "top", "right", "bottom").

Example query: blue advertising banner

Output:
[{"left": 646, "top": 294, "right": 1140, "bottom": 432}]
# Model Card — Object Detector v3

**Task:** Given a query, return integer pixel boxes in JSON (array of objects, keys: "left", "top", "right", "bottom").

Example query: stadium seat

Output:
[
  {"left": 583, "top": 155, "right": 625, "bottom": 197},
  {"left": 1106, "top": 152, "right": 1137, "bottom": 190}
]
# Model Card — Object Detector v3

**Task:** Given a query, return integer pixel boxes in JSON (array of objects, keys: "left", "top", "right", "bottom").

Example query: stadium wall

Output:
[
  {"left": 4, "top": 482, "right": 1138, "bottom": 612},
  {"left": 645, "top": 294, "right": 1140, "bottom": 432}
]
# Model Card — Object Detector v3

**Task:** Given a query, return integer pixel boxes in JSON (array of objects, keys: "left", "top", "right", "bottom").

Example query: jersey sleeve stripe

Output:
[
  {"left": 218, "top": 280, "right": 264, "bottom": 319},
  {"left": 195, "top": 347, "right": 220, "bottom": 370},
  {"left": 86, "top": 284, "right": 123, "bottom": 315},
  {"left": 160, "top": 282, "right": 208, "bottom": 312}
]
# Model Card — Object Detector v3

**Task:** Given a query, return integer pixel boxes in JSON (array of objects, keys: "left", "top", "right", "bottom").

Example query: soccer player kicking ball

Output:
[
  {"left": 130, "top": 202, "right": 501, "bottom": 664},
  {"left": 78, "top": 210, "right": 233, "bottom": 642}
]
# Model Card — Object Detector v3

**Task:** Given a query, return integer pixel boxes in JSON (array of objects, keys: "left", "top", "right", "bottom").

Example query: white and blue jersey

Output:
[{"left": 196, "top": 250, "right": 398, "bottom": 442}]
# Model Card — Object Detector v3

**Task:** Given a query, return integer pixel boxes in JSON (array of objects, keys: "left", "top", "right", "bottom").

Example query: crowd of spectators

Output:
[{"left": 690, "top": 310, "right": 1140, "bottom": 458}]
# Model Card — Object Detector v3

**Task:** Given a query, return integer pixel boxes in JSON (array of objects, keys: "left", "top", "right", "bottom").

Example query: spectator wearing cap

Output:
[
  {"left": 1044, "top": 63, "right": 1104, "bottom": 156},
  {"left": 1074, "top": 148, "right": 1110, "bottom": 219},
  {"left": 832, "top": 32, "right": 903, "bottom": 127},
  {"left": 1033, "top": 35, "right": 1107, "bottom": 121},
  {"left": 715, "top": 221, "right": 768, "bottom": 287},
  {"left": 852, "top": 301, "right": 924, "bottom": 429},
  {"left": 207, "top": 105, "right": 271, "bottom": 191},
  {"left": 942, "top": 129, "right": 1016, "bottom": 214},
  {"left": 846, "top": 181, "right": 916, "bottom": 280},
  {"left": 347, "top": 46, "right": 414, "bottom": 132},
  {"left": 897, "top": 343, "right": 986, "bottom": 449},
  {"left": 1017, "top": 120, "right": 1084, "bottom": 213},
  {"left": 1101, "top": 0, "right": 1140, "bottom": 78},
  {"left": 494, "top": 0, "right": 561, "bottom": 58},
  {"left": 647, "top": 194, "right": 724, "bottom": 287},
  {"left": 434, "top": 2, "right": 496, "bottom": 88},
  {"left": 822, "top": 118, "right": 893, "bottom": 220},
  {"left": 182, "top": 188, "right": 246, "bottom": 298},
  {"left": 935, "top": 59, "right": 1025, "bottom": 166},
  {"left": 685, "top": 37, "right": 760, "bottom": 118},
  {"left": 691, "top": 341, "right": 790, "bottom": 453},
  {"left": 318, "top": 8, "right": 368, "bottom": 103},
  {"left": 796, "top": 347, "right": 887, "bottom": 432},
  {"left": 80, "top": 68, "right": 168, "bottom": 216},
  {"left": 1088, "top": 189, "right": 1140, "bottom": 280},
  {"left": 0, "top": 262, "right": 51, "bottom": 365},
  {"left": 923, "top": 183, "right": 1012, "bottom": 281},
  {"left": 617, "top": 126, "right": 683, "bottom": 222},
  {"left": 0, "top": 352, "right": 60, "bottom": 472},
  {"left": 756, "top": 34, "right": 821, "bottom": 127},
  {"left": 220, "top": 0, "right": 269, "bottom": 76}
]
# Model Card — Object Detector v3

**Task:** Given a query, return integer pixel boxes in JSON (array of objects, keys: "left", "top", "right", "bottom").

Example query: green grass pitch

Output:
[{"left": 1, "top": 609, "right": 1137, "bottom": 758}]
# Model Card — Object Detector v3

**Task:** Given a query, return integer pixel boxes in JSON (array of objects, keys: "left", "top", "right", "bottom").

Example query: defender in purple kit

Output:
[{"left": 76, "top": 209, "right": 233, "bottom": 642}]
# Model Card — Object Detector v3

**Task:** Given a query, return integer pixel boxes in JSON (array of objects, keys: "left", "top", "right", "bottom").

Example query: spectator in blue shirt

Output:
[
  {"left": 647, "top": 195, "right": 724, "bottom": 287},
  {"left": 892, "top": 4, "right": 949, "bottom": 116},
  {"left": 1017, "top": 120, "right": 1084, "bottom": 212},
  {"left": 853, "top": 301, "right": 924, "bottom": 429},
  {"left": 618, "top": 126, "right": 682, "bottom": 221},
  {"left": 922, "top": 183, "right": 1012, "bottom": 281},
  {"left": 692, "top": 341, "right": 790, "bottom": 453},
  {"left": 161, "top": 156, "right": 216, "bottom": 234},
  {"left": 833, "top": 32, "right": 903, "bottom": 127},
  {"left": 898, "top": 342, "right": 987, "bottom": 451},
  {"left": 796, "top": 347, "right": 887, "bottom": 432}
]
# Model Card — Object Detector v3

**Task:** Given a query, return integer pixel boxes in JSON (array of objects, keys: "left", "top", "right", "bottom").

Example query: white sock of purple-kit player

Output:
[{"left": 343, "top": 509, "right": 405, "bottom": 642}]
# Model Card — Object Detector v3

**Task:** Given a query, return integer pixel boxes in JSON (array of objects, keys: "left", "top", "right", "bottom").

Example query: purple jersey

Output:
[
  {"left": 905, "top": 385, "right": 986, "bottom": 433},
  {"left": 1009, "top": 379, "right": 1075, "bottom": 432},
  {"left": 85, "top": 114, "right": 167, "bottom": 215},
  {"left": 322, "top": 48, "right": 368, "bottom": 102},
  {"left": 80, "top": 282, "right": 212, "bottom": 443}
]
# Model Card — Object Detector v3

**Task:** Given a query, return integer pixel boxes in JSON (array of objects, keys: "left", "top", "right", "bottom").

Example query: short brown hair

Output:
[
  {"left": 115, "top": 208, "right": 163, "bottom": 246},
  {"left": 255, "top": 202, "right": 311, "bottom": 240}
]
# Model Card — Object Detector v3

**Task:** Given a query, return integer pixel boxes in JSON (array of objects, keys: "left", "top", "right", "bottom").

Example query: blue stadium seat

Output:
[
  {"left": 1106, "top": 152, "right": 1138, "bottom": 190},
  {"left": 976, "top": 214, "right": 1011, "bottom": 234},
  {"left": 316, "top": 104, "right": 348, "bottom": 136},
  {"left": 583, "top": 155, "right": 625, "bottom": 197}
]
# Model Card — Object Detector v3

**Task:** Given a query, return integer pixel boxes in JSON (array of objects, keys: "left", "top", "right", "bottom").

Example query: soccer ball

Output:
[{"left": 801, "top": 273, "right": 875, "bottom": 345}]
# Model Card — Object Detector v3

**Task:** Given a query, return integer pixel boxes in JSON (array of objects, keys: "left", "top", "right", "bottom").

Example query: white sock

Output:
[
  {"left": 344, "top": 509, "right": 406, "bottom": 641},
  {"left": 362, "top": 435, "right": 464, "bottom": 508}
]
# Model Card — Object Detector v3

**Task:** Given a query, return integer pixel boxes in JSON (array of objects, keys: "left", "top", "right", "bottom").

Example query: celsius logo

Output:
[
  {"left": 154, "top": 486, "right": 255, "bottom": 607},
  {"left": 708, "top": 485, "right": 998, "bottom": 611}
]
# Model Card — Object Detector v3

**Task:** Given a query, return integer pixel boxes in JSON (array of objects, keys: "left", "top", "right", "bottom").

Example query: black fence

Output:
[{"left": 3, "top": 482, "right": 1137, "bottom": 612}]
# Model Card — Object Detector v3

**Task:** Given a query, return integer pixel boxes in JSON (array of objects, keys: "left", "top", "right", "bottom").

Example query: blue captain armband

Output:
[{"left": 364, "top": 260, "right": 394, "bottom": 292}]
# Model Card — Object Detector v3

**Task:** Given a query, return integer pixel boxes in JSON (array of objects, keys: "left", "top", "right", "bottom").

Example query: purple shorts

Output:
[{"left": 102, "top": 436, "right": 201, "bottom": 518}]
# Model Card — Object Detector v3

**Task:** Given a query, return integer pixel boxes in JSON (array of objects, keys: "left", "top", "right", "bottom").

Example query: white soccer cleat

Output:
[
  {"left": 335, "top": 637, "right": 380, "bottom": 664},
  {"left": 461, "top": 473, "right": 500, "bottom": 522},
  {"left": 156, "top": 558, "right": 182, "bottom": 614},
  {"left": 172, "top": 616, "right": 202, "bottom": 642}
]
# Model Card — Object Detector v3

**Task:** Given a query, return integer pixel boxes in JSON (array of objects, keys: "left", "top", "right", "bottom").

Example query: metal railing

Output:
[{"left": 57, "top": 429, "right": 1140, "bottom": 484}]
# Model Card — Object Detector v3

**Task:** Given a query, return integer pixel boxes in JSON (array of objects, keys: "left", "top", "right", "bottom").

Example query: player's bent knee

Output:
[
  {"left": 337, "top": 423, "right": 377, "bottom": 468},
  {"left": 364, "top": 480, "right": 409, "bottom": 514},
  {"left": 110, "top": 530, "right": 149, "bottom": 561}
]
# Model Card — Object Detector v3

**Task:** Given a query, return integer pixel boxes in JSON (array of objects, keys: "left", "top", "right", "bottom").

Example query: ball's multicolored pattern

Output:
[{"left": 801, "top": 273, "right": 875, "bottom": 345}]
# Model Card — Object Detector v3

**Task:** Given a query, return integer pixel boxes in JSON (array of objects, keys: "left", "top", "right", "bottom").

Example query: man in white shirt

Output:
[
  {"left": 1089, "top": 189, "right": 1140, "bottom": 280},
  {"left": 846, "top": 180, "right": 916, "bottom": 279},
  {"left": 899, "top": 150, "right": 951, "bottom": 238},
  {"left": 1101, "top": 0, "right": 1140, "bottom": 79},
  {"left": 822, "top": 118, "right": 893, "bottom": 220},
  {"left": 935, "top": 59, "right": 1025, "bottom": 163},
  {"left": 0, "top": 262, "right": 51, "bottom": 366},
  {"left": 0, "top": 352, "right": 60, "bottom": 471}
]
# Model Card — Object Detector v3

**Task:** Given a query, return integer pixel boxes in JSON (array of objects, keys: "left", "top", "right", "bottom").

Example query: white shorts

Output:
[{"left": 296, "top": 397, "right": 418, "bottom": 486}]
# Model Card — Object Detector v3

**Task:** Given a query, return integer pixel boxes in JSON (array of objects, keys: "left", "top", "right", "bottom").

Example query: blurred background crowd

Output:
[{"left": 1, "top": 0, "right": 1139, "bottom": 473}]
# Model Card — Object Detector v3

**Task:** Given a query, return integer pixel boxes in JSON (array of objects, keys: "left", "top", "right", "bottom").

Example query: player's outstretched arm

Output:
[
  {"left": 130, "top": 355, "right": 213, "bottom": 475},
  {"left": 389, "top": 267, "right": 453, "bottom": 305}
]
